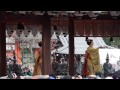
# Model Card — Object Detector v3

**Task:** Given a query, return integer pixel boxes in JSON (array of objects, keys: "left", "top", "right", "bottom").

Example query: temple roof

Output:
[
  {"left": 1, "top": 11, "right": 120, "bottom": 19},
  {"left": 52, "top": 36, "right": 117, "bottom": 54}
]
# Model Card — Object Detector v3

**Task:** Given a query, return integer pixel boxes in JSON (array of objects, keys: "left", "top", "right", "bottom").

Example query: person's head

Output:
[
  {"left": 56, "top": 76, "right": 62, "bottom": 79},
  {"left": 87, "top": 39, "right": 93, "bottom": 47},
  {"left": 9, "top": 60, "right": 13, "bottom": 65},
  {"left": 61, "top": 58, "right": 65, "bottom": 62},
  {"left": 7, "top": 62, "right": 9, "bottom": 65},
  {"left": 62, "top": 75, "right": 72, "bottom": 79}
]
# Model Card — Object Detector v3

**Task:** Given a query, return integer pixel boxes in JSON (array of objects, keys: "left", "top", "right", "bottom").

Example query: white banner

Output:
[{"left": 99, "top": 49, "right": 120, "bottom": 64}]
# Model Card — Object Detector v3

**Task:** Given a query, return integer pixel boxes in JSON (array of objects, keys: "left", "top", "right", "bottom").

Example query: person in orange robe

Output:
[
  {"left": 82, "top": 39, "right": 104, "bottom": 77},
  {"left": 33, "top": 42, "right": 42, "bottom": 76}
]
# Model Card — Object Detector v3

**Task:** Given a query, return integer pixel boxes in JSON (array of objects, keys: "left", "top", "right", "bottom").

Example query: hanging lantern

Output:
[
  {"left": 110, "top": 11, "right": 120, "bottom": 17},
  {"left": 63, "top": 33, "right": 67, "bottom": 37},
  {"left": 23, "top": 25, "right": 30, "bottom": 37},
  {"left": 16, "top": 27, "right": 23, "bottom": 37},
  {"left": 33, "top": 11, "right": 45, "bottom": 15},
  {"left": 35, "top": 31, "right": 42, "bottom": 42},
  {"left": 6, "top": 25, "right": 14, "bottom": 37},
  {"left": 31, "top": 28, "right": 37, "bottom": 37},
  {"left": 51, "top": 32, "right": 58, "bottom": 42},
  {"left": 27, "top": 32, "right": 34, "bottom": 43},
  {"left": 66, "top": 35, "right": 69, "bottom": 41},
  {"left": 74, "top": 11, "right": 84, "bottom": 17},
  {"left": 31, "top": 25, "right": 41, "bottom": 37},
  {"left": 20, "top": 31, "right": 25, "bottom": 42},
  {"left": 6, "top": 30, "right": 8, "bottom": 37},
  {"left": 61, "top": 26, "right": 68, "bottom": 36},
  {"left": 18, "top": 11, "right": 26, "bottom": 14},
  {"left": 56, "top": 30, "right": 61, "bottom": 37}
]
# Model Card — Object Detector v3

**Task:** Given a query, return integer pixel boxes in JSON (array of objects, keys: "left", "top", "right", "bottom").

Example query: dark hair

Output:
[
  {"left": 86, "top": 39, "right": 93, "bottom": 45},
  {"left": 8, "top": 73, "right": 14, "bottom": 79},
  {"left": 16, "top": 76, "right": 21, "bottom": 79},
  {"left": 62, "top": 75, "right": 72, "bottom": 79},
  {"left": 38, "top": 42, "right": 42, "bottom": 47}
]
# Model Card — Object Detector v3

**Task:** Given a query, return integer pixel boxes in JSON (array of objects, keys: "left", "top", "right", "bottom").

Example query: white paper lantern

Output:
[
  {"left": 35, "top": 31, "right": 42, "bottom": 42},
  {"left": 74, "top": 11, "right": 84, "bottom": 17},
  {"left": 88, "top": 11, "right": 99, "bottom": 18},
  {"left": 33, "top": 11, "right": 45, "bottom": 15},
  {"left": 61, "top": 26, "right": 68, "bottom": 35},
  {"left": 23, "top": 29, "right": 30, "bottom": 37},
  {"left": 6, "top": 25, "right": 14, "bottom": 37},
  {"left": 18, "top": 11, "right": 26, "bottom": 14},
  {"left": 16, "top": 30, "right": 23, "bottom": 37},
  {"left": 31, "top": 29, "right": 38, "bottom": 37},
  {"left": 20, "top": 31, "right": 26, "bottom": 42},
  {"left": 51, "top": 32, "right": 58, "bottom": 40},
  {"left": 6, "top": 30, "right": 8, "bottom": 37},
  {"left": 110, "top": 11, "right": 120, "bottom": 16}
]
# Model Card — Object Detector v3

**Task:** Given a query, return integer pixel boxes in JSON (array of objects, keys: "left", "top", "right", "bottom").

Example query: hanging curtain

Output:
[
  {"left": 104, "top": 20, "right": 113, "bottom": 36},
  {"left": 98, "top": 21, "right": 105, "bottom": 36},
  {"left": 15, "top": 41, "right": 21, "bottom": 64},
  {"left": 113, "top": 21, "right": 120, "bottom": 36},
  {"left": 74, "top": 20, "right": 84, "bottom": 36},
  {"left": 93, "top": 21, "right": 99, "bottom": 36},
  {"left": 84, "top": 20, "right": 92, "bottom": 36}
]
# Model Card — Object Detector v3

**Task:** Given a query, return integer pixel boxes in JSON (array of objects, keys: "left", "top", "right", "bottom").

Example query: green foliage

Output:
[{"left": 102, "top": 37, "right": 120, "bottom": 48}]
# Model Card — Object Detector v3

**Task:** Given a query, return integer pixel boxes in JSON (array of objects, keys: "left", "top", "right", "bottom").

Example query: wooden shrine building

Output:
[{"left": 0, "top": 11, "right": 120, "bottom": 76}]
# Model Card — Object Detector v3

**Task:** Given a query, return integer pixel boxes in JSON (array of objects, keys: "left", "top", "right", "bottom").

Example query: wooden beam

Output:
[
  {"left": 0, "top": 23, "right": 6, "bottom": 76},
  {"left": 68, "top": 16, "right": 75, "bottom": 76},
  {"left": 0, "top": 14, "right": 42, "bottom": 25},
  {"left": 42, "top": 12, "right": 52, "bottom": 75},
  {"left": 1, "top": 13, "right": 120, "bottom": 36},
  {"left": 1, "top": 13, "right": 119, "bottom": 26}
]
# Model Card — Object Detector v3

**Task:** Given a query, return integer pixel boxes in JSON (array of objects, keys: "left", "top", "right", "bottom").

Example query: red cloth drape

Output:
[
  {"left": 34, "top": 48, "right": 39, "bottom": 62},
  {"left": 82, "top": 50, "right": 91, "bottom": 77},
  {"left": 15, "top": 41, "right": 21, "bottom": 64}
]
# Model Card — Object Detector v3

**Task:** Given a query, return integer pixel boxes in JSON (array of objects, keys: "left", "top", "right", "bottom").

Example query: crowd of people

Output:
[
  {"left": 6, "top": 57, "right": 33, "bottom": 79},
  {"left": 4, "top": 54, "right": 120, "bottom": 79},
  {"left": 3, "top": 41, "right": 120, "bottom": 79}
]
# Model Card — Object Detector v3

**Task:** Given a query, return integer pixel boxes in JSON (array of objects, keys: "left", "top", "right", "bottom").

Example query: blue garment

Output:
[{"left": 49, "top": 76, "right": 55, "bottom": 79}]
